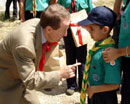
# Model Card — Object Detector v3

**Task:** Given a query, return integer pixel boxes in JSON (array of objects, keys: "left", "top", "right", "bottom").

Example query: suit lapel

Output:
[{"left": 34, "top": 23, "right": 42, "bottom": 70}]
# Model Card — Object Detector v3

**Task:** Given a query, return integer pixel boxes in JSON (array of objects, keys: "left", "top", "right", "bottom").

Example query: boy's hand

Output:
[{"left": 87, "top": 86, "right": 95, "bottom": 99}]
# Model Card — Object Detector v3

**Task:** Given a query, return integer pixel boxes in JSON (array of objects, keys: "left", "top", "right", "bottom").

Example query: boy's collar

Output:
[{"left": 95, "top": 35, "right": 111, "bottom": 47}]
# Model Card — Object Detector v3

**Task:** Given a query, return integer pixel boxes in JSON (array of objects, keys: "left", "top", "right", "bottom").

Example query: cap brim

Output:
[{"left": 78, "top": 19, "right": 93, "bottom": 26}]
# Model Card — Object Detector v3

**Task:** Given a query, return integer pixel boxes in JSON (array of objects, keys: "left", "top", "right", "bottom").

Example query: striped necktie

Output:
[{"left": 80, "top": 36, "right": 115, "bottom": 104}]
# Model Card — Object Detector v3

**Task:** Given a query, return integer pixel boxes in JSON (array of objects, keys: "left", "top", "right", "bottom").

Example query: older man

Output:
[{"left": 0, "top": 4, "right": 80, "bottom": 104}]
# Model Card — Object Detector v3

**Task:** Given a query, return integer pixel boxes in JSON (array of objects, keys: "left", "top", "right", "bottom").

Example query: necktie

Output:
[
  {"left": 38, "top": 42, "right": 58, "bottom": 71},
  {"left": 39, "top": 42, "right": 47, "bottom": 71},
  {"left": 71, "top": 0, "right": 77, "bottom": 13},
  {"left": 80, "top": 37, "right": 115, "bottom": 104}
]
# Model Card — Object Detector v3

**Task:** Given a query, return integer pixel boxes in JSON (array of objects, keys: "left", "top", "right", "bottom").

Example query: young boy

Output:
[{"left": 78, "top": 6, "right": 121, "bottom": 104}]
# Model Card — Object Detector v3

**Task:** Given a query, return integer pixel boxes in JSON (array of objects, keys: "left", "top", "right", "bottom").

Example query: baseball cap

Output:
[{"left": 78, "top": 6, "right": 117, "bottom": 29}]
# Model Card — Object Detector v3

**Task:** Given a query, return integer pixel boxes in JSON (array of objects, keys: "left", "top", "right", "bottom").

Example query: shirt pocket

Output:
[
  {"left": 120, "top": 3, "right": 130, "bottom": 38},
  {"left": 121, "top": 3, "right": 130, "bottom": 27},
  {"left": 124, "top": 3, "right": 130, "bottom": 22}
]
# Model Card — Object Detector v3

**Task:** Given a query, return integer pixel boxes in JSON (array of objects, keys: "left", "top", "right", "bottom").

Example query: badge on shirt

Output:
[
  {"left": 110, "top": 60, "right": 116, "bottom": 66},
  {"left": 92, "top": 74, "right": 100, "bottom": 82},
  {"left": 123, "top": 22, "right": 128, "bottom": 30}
]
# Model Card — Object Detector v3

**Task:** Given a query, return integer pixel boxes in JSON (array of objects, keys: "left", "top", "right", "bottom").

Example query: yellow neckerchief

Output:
[{"left": 80, "top": 36, "right": 115, "bottom": 104}]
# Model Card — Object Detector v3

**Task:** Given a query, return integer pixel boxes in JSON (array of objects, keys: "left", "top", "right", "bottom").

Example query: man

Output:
[{"left": 0, "top": 4, "right": 80, "bottom": 104}]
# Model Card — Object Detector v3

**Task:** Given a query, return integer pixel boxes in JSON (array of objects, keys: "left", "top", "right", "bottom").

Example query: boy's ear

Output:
[{"left": 103, "top": 26, "right": 110, "bottom": 34}]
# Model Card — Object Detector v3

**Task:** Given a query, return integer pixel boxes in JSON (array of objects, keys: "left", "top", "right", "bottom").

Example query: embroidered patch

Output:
[
  {"left": 123, "top": 22, "right": 128, "bottom": 29},
  {"left": 92, "top": 74, "right": 100, "bottom": 81},
  {"left": 110, "top": 61, "right": 116, "bottom": 66}
]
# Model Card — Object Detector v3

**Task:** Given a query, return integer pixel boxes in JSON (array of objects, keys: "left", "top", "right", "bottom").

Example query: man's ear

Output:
[
  {"left": 45, "top": 26, "right": 53, "bottom": 34},
  {"left": 103, "top": 26, "right": 110, "bottom": 34}
]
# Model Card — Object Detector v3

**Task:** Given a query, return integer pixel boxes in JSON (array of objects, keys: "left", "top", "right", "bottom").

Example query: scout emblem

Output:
[{"left": 110, "top": 60, "right": 115, "bottom": 66}]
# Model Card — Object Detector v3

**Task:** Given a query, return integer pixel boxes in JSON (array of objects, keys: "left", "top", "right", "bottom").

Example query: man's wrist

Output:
[
  {"left": 58, "top": 70, "right": 63, "bottom": 85},
  {"left": 59, "top": 70, "right": 62, "bottom": 80},
  {"left": 117, "top": 48, "right": 125, "bottom": 57},
  {"left": 58, "top": 78, "right": 65, "bottom": 86},
  {"left": 58, "top": 80, "right": 63, "bottom": 86}
]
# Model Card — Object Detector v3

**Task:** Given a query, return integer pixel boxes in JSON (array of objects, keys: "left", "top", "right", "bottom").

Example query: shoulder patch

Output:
[
  {"left": 92, "top": 74, "right": 100, "bottom": 81},
  {"left": 110, "top": 61, "right": 116, "bottom": 66}
]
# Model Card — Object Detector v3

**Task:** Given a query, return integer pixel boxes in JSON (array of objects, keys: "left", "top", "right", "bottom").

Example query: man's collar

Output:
[{"left": 41, "top": 27, "right": 47, "bottom": 44}]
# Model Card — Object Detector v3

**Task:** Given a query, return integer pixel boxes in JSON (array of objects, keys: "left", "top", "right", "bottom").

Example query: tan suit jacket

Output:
[{"left": 0, "top": 18, "right": 60, "bottom": 104}]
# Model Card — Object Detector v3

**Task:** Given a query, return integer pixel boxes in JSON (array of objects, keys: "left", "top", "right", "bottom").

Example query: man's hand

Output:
[
  {"left": 60, "top": 63, "right": 81, "bottom": 79},
  {"left": 102, "top": 47, "right": 119, "bottom": 63}
]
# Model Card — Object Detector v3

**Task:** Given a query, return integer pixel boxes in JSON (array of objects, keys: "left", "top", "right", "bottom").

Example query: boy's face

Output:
[{"left": 85, "top": 24, "right": 109, "bottom": 41}]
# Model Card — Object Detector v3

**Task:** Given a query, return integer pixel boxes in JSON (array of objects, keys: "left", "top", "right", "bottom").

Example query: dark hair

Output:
[{"left": 40, "top": 4, "right": 70, "bottom": 30}]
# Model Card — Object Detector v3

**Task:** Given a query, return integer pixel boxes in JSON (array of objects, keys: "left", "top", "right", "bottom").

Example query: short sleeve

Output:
[{"left": 103, "top": 57, "right": 121, "bottom": 84}]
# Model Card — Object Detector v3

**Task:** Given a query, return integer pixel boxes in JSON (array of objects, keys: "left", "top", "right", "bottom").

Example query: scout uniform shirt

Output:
[
  {"left": 88, "top": 40, "right": 121, "bottom": 86},
  {"left": 25, "top": 0, "right": 50, "bottom": 12},
  {"left": 58, "top": 0, "right": 93, "bottom": 13}
]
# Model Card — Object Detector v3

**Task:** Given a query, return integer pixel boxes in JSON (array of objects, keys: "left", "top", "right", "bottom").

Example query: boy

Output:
[{"left": 78, "top": 6, "right": 121, "bottom": 104}]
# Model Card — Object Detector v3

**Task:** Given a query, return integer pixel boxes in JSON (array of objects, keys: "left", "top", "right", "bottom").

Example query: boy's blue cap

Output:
[{"left": 78, "top": 6, "right": 117, "bottom": 29}]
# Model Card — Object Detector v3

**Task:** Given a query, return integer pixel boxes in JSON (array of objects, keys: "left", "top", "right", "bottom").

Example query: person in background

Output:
[
  {"left": 4, "top": 0, "right": 19, "bottom": 20},
  {"left": 19, "top": 0, "right": 57, "bottom": 22},
  {"left": 0, "top": 4, "right": 81, "bottom": 104},
  {"left": 78, "top": 6, "right": 121, "bottom": 104},
  {"left": 58, "top": 0, "right": 93, "bottom": 95},
  {"left": 102, "top": 0, "right": 130, "bottom": 104}
]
